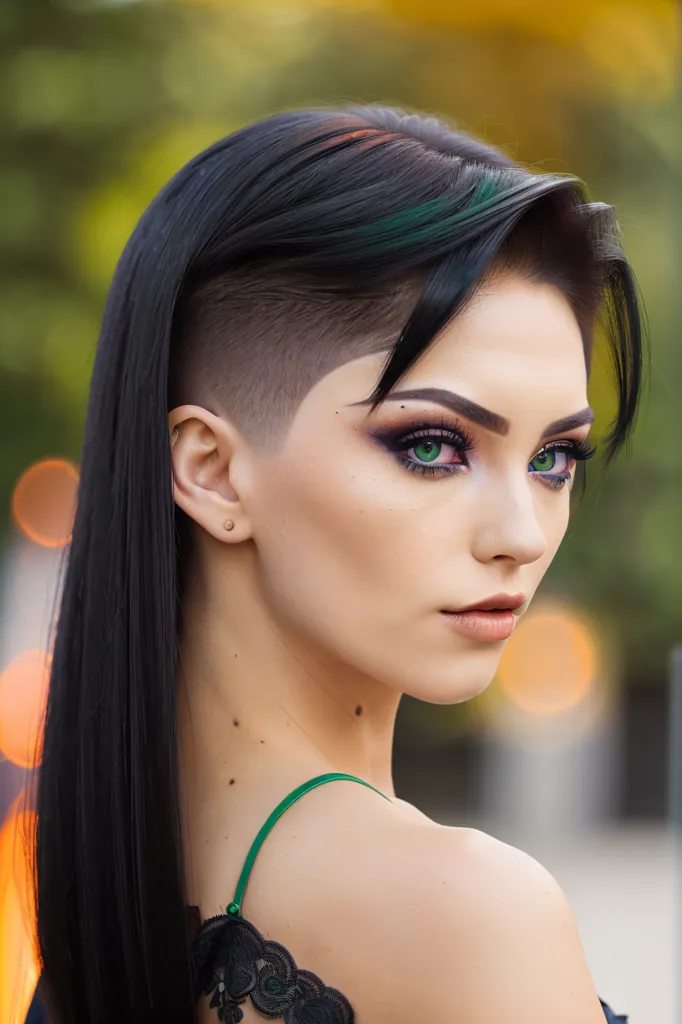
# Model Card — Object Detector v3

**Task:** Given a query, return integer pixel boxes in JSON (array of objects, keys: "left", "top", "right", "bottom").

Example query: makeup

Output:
[
  {"left": 368, "top": 415, "right": 475, "bottom": 477},
  {"left": 369, "top": 414, "right": 596, "bottom": 487},
  {"left": 440, "top": 609, "right": 516, "bottom": 642},
  {"left": 440, "top": 593, "right": 525, "bottom": 642}
]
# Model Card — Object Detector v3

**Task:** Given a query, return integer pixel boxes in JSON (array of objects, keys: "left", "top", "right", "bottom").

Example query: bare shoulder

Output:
[
  {"left": 233, "top": 788, "right": 606, "bottom": 1024},
  {"left": 357, "top": 823, "right": 607, "bottom": 1024}
]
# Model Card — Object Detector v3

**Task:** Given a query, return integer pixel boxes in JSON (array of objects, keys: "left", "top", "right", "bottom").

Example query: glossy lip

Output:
[
  {"left": 444, "top": 592, "right": 526, "bottom": 614},
  {"left": 440, "top": 606, "right": 521, "bottom": 643}
]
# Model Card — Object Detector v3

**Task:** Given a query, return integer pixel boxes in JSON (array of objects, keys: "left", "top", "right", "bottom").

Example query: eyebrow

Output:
[
  {"left": 349, "top": 387, "right": 594, "bottom": 440},
  {"left": 541, "top": 408, "right": 595, "bottom": 438}
]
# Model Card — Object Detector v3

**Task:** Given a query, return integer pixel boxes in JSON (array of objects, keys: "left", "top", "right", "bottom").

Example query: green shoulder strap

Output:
[{"left": 225, "top": 772, "right": 392, "bottom": 918}]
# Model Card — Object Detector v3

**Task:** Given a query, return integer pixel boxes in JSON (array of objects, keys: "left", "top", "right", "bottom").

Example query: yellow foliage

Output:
[
  {"left": 166, "top": 0, "right": 678, "bottom": 100},
  {"left": 384, "top": 0, "right": 679, "bottom": 99},
  {"left": 382, "top": 0, "right": 670, "bottom": 38}
]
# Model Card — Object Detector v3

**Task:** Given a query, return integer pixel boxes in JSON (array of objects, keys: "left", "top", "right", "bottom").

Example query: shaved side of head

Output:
[{"left": 169, "top": 268, "right": 425, "bottom": 449}]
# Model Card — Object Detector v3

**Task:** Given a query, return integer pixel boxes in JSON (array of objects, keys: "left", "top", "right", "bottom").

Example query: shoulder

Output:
[
  {"left": 382, "top": 825, "right": 606, "bottom": 1023},
  {"left": 326, "top": 818, "right": 607, "bottom": 1024},
  {"left": 241, "top": 787, "right": 607, "bottom": 1024}
]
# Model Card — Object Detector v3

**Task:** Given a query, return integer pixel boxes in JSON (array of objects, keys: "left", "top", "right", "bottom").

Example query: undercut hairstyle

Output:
[
  {"left": 35, "top": 105, "right": 645, "bottom": 1024},
  {"left": 169, "top": 268, "right": 427, "bottom": 449}
]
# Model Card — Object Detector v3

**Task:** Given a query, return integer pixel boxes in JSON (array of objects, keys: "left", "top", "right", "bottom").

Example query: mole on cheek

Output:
[
  {"left": 355, "top": 705, "right": 363, "bottom": 716},
  {"left": 233, "top": 719, "right": 239, "bottom": 727}
]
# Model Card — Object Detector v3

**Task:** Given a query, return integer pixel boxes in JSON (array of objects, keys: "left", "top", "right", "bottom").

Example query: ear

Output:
[{"left": 168, "top": 405, "right": 253, "bottom": 543}]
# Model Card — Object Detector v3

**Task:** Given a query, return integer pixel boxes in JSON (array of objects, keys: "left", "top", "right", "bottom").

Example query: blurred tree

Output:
[{"left": 0, "top": 0, "right": 179, "bottom": 524}]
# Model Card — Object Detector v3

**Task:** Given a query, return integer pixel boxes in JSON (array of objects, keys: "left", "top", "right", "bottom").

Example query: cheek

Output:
[
  {"left": 536, "top": 487, "right": 572, "bottom": 567},
  {"left": 245, "top": 454, "right": 577, "bottom": 700},
  {"left": 246, "top": 445, "right": 470, "bottom": 674},
  {"left": 251, "top": 453, "right": 423, "bottom": 609},
  {"left": 248, "top": 462, "right": 491, "bottom": 699}
]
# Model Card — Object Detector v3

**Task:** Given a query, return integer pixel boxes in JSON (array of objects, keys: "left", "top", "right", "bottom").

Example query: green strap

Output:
[{"left": 225, "top": 772, "right": 392, "bottom": 918}]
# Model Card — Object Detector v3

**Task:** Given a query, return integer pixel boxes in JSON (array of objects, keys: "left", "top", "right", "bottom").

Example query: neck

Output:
[{"left": 177, "top": 540, "right": 400, "bottom": 806}]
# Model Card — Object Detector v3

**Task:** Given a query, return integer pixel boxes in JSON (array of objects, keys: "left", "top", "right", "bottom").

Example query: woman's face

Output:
[{"left": 241, "top": 272, "right": 594, "bottom": 703}]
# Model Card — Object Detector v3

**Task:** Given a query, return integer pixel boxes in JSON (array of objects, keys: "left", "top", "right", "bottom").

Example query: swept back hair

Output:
[{"left": 35, "top": 105, "right": 644, "bottom": 1024}]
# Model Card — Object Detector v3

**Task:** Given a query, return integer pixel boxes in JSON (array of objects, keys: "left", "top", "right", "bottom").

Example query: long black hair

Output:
[{"left": 35, "top": 105, "right": 644, "bottom": 1024}]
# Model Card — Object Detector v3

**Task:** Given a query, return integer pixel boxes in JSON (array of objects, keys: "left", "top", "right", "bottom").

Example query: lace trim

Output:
[
  {"left": 189, "top": 907, "right": 625, "bottom": 1024},
  {"left": 191, "top": 909, "right": 355, "bottom": 1023}
]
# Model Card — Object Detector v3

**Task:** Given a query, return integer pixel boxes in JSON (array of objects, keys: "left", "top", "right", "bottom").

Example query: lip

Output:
[
  {"left": 439, "top": 593, "right": 526, "bottom": 643},
  {"left": 440, "top": 609, "right": 518, "bottom": 642},
  {"left": 447, "top": 593, "right": 526, "bottom": 614}
]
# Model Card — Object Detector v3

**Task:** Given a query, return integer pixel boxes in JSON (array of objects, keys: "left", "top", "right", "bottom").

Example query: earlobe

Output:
[{"left": 168, "top": 407, "right": 252, "bottom": 543}]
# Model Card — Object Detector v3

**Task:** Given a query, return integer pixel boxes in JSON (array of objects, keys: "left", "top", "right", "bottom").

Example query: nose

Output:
[{"left": 469, "top": 476, "right": 549, "bottom": 566}]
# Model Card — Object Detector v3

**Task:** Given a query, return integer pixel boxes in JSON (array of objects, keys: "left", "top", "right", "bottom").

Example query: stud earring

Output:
[{"left": 223, "top": 519, "right": 235, "bottom": 532}]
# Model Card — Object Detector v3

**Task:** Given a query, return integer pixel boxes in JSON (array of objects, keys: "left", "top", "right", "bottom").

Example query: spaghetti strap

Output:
[
  {"left": 227, "top": 772, "right": 391, "bottom": 918},
  {"left": 191, "top": 772, "right": 390, "bottom": 1023}
]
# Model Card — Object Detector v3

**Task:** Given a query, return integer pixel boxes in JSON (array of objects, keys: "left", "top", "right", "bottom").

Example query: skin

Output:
[{"left": 171, "top": 271, "right": 606, "bottom": 1023}]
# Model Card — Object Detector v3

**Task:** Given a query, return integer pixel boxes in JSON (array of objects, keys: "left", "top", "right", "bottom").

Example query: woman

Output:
[{"left": 34, "top": 106, "right": 639, "bottom": 1023}]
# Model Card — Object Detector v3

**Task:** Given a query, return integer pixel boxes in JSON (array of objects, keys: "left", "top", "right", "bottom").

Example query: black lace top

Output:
[{"left": 188, "top": 772, "right": 630, "bottom": 1023}]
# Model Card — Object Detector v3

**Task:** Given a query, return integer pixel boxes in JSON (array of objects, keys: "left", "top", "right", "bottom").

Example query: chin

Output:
[{"left": 400, "top": 647, "right": 504, "bottom": 705}]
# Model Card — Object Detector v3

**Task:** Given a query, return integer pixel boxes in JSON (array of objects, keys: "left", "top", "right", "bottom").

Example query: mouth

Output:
[{"left": 440, "top": 593, "right": 526, "bottom": 643}]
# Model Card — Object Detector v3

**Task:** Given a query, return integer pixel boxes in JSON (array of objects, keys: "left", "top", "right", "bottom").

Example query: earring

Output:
[{"left": 223, "top": 519, "right": 235, "bottom": 532}]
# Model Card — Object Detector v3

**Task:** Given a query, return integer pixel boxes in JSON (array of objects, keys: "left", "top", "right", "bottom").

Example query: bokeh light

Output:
[
  {"left": 0, "top": 792, "right": 38, "bottom": 1024},
  {"left": 11, "top": 458, "right": 79, "bottom": 548},
  {"left": 498, "top": 599, "right": 599, "bottom": 716},
  {"left": 0, "top": 650, "right": 51, "bottom": 769}
]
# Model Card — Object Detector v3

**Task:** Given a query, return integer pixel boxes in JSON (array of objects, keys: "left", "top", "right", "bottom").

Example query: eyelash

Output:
[
  {"left": 373, "top": 417, "right": 474, "bottom": 478},
  {"left": 531, "top": 438, "right": 596, "bottom": 489},
  {"left": 372, "top": 417, "right": 596, "bottom": 488}
]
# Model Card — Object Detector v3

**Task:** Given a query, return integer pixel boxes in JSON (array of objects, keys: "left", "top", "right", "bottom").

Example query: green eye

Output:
[
  {"left": 529, "top": 450, "right": 556, "bottom": 473},
  {"left": 413, "top": 440, "right": 441, "bottom": 463}
]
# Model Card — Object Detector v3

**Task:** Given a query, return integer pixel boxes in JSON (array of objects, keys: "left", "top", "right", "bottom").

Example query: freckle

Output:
[
  {"left": 229, "top": 778, "right": 235, "bottom": 785},
  {"left": 355, "top": 705, "right": 363, "bottom": 716},
  {"left": 233, "top": 718, "right": 239, "bottom": 727},
  {"left": 260, "top": 739, "right": 265, "bottom": 744},
  {"left": 233, "top": 653, "right": 238, "bottom": 658}
]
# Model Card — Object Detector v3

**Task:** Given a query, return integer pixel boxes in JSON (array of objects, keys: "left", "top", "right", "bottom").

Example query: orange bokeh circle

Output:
[
  {"left": 0, "top": 650, "right": 51, "bottom": 768},
  {"left": 11, "top": 458, "right": 79, "bottom": 547},
  {"left": 0, "top": 791, "right": 39, "bottom": 1023},
  {"left": 498, "top": 605, "right": 598, "bottom": 717}
]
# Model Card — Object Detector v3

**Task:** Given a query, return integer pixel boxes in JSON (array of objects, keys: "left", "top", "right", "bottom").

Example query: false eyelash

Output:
[
  {"left": 541, "top": 438, "right": 597, "bottom": 462},
  {"left": 530, "top": 438, "right": 597, "bottom": 492},
  {"left": 369, "top": 416, "right": 475, "bottom": 479},
  {"left": 372, "top": 415, "right": 476, "bottom": 455}
]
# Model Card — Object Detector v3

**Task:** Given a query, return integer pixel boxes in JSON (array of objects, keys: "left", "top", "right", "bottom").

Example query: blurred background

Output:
[{"left": 0, "top": 0, "right": 680, "bottom": 1022}]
